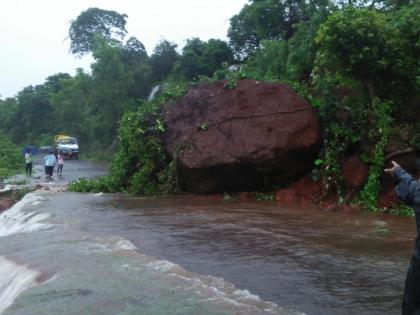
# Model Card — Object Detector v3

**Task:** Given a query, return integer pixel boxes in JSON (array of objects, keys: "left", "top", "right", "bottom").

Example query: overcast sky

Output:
[{"left": 0, "top": 0, "right": 248, "bottom": 99}]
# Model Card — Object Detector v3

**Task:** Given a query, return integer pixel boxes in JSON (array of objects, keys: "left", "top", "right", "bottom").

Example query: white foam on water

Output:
[
  {"left": 144, "top": 257, "right": 305, "bottom": 315},
  {"left": 0, "top": 185, "right": 11, "bottom": 193},
  {"left": 115, "top": 239, "right": 137, "bottom": 251},
  {"left": 0, "top": 256, "right": 40, "bottom": 314},
  {"left": 146, "top": 259, "right": 177, "bottom": 272},
  {"left": 0, "top": 193, "right": 52, "bottom": 237},
  {"left": 80, "top": 237, "right": 138, "bottom": 254}
]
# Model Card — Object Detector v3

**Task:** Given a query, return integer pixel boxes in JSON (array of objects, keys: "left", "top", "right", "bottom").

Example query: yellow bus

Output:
[{"left": 54, "top": 134, "right": 70, "bottom": 143}]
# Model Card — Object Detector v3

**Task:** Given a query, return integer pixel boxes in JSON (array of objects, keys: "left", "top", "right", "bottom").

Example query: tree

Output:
[
  {"left": 122, "top": 37, "right": 148, "bottom": 61},
  {"left": 383, "top": 0, "right": 414, "bottom": 10},
  {"left": 388, "top": 1, "right": 420, "bottom": 120},
  {"left": 286, "top": 7, "right": 330, "bottom": 81},
  {"left": 150, "top": 40, "right": 179, "bottom": 83},
  {"left": 177, "top": 38, "right": 234, "bottom": 80},
  {"left": 243, "top": 39, "right": 289, "bottom": 81},
  {"left": 0, "top": 130, "right": 22, "bottom": 179},
  {"left": 391, "top": 2, "right": 420, "bottom": 89},
  {"left": 315, "top": 7, "right": 404, "bottom": 99},
  {"left": 13, "top": 85, "right": 54, "bottom": 143},
  {"left": 332, "top": 0, "right": 412, "bottom": 9},
  {"left": 44, "top": 73, "right": 72, "bottom": 93},
  {"left": 68, "top": 7, "right": 128, "bottom": 57},
  {"left": 88, "top": 38, "right": 137, "bottom": 145},
  {"left": 176, "top": 38, "right": 205, "bottom": 80},
  {"left": 50, "top": 69, "right": 93, "bottom": 145},
  {"left": 121, "top": 37, "right": 152, "bottom": 99},
  {"left": 0, "top": 97, "right": 18, "bottom": 134},
  {"left": 228, "top": 0, "right": 314, "bottom": 58},
  {"left": 203, "top": 39, "right": 235, "bottom": 75}
]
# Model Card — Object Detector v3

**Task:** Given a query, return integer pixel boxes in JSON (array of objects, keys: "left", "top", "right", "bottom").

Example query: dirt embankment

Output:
[
  {"left": 0, "top": 197, "right": 15, "bottom": 212},
  {"left": 0, "top": 189, "right": 25, "bottom": 212}
]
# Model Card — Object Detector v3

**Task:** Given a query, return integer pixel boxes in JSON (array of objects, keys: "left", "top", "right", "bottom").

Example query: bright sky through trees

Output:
[{"left": 0, "top": 0, "right": 247, "bottom": 99}]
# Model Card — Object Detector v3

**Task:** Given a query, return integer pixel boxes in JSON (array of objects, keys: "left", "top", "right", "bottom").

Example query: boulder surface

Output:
[{"left": 163, "top": 80, "right": 320, "bottom": 193}]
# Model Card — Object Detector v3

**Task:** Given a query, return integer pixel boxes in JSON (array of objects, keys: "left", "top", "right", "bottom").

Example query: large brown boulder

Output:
[{"left": 163, "top": 80, "right": 320, "bottom": 193}]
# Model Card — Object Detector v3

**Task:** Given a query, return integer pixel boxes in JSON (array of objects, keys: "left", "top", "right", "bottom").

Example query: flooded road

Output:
[
  {"left": 0, "top": 156, "right": 415, "bottom": 314},
  {"left": 88, "top": 195, "right": 412, "bottom": 315}
]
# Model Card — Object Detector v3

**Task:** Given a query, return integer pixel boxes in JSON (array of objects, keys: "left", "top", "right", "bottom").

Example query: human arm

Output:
[{"left": 385, "top": 160, "right": 420, "bottom": 206}]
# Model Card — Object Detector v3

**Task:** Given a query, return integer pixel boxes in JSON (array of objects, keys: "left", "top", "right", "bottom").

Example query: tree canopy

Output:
[
  {"left": 228, "top": 0, "right": 322, "bottom": 58},
  {"left": 150, "top": 40, "right": 179, "bottom": 83},
  {"left": 176, "top": 38, "right": 234, "bottom": 80},
  {"left": 68, "top": 7, "right": 128, "bottom": 56},
  {"left": 315, "top": 7, "right": 404, "bottom": 98}
]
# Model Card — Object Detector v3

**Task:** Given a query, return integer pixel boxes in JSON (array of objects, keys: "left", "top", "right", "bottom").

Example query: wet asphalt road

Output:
[{"left": 3, "top": 154, "right": 107, "bottom": 190}]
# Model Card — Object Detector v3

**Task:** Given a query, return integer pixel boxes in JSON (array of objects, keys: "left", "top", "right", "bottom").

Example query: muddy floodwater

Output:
[{"left": 0, "top": 156, "right": 415, "bottom": 314}]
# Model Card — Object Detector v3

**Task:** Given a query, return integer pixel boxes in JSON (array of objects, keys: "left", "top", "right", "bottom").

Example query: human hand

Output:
[{"left": 384, "top": 160, "right": 400, "bottom": 175}]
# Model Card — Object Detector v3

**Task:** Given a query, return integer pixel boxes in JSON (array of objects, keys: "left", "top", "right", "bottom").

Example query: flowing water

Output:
[{"left": 0, "top": 157, "right": 415, "bottom": 314}]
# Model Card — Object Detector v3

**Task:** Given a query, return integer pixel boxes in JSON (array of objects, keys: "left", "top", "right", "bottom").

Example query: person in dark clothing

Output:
[{"left": 385, "top": 160, "right": 420, "bottom": 315}]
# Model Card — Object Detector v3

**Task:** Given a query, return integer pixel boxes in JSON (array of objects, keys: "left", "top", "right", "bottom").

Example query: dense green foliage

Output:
[
  {"left": 176, "top": 38, "right": 234, "bottom": 81},
  {"left": 311, "top": 5, "right": 418, "bottom": 207},
  {"left": 228, "top": 0, "right": 324, "bottom": 58},
  {"left": 359, "top": 99, "right": 393, "bottom": 210},
  {"left": 69, "top": 82, "right": 187, "bottom": 195},
  {"left": 315, "top": 7, "right": 407, "bottom": 100},
  {"left": 150, "top": 40, "right": 179, "bottom": 83},
  {"left": 0, "top": 131, "right": 22, "bottom": 179},
  {"left": 107, "top": 83, "right": 187, "bottom": 195}
]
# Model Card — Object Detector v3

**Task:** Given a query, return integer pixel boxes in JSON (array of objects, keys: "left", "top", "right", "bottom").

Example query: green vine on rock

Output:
[
  {"left": 359, "top": 98, "right": 393, "bottom": 211},
  {"left": 316, "top": 123, "right": 346, "bottom": 200}
]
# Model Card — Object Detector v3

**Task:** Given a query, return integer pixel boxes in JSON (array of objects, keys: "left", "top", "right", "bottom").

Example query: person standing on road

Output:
[
  {"left": 43, "top": 151, "right": 56, "bottom": 179},
  {"left": 57, "top": 151, "right": 64, "bottom": 176},
  {"left": 385, "top": 160, "right": 420, "bottom": 315},
  {"left": 24, "top": 149, "right": 32, "bottom": 176}
]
